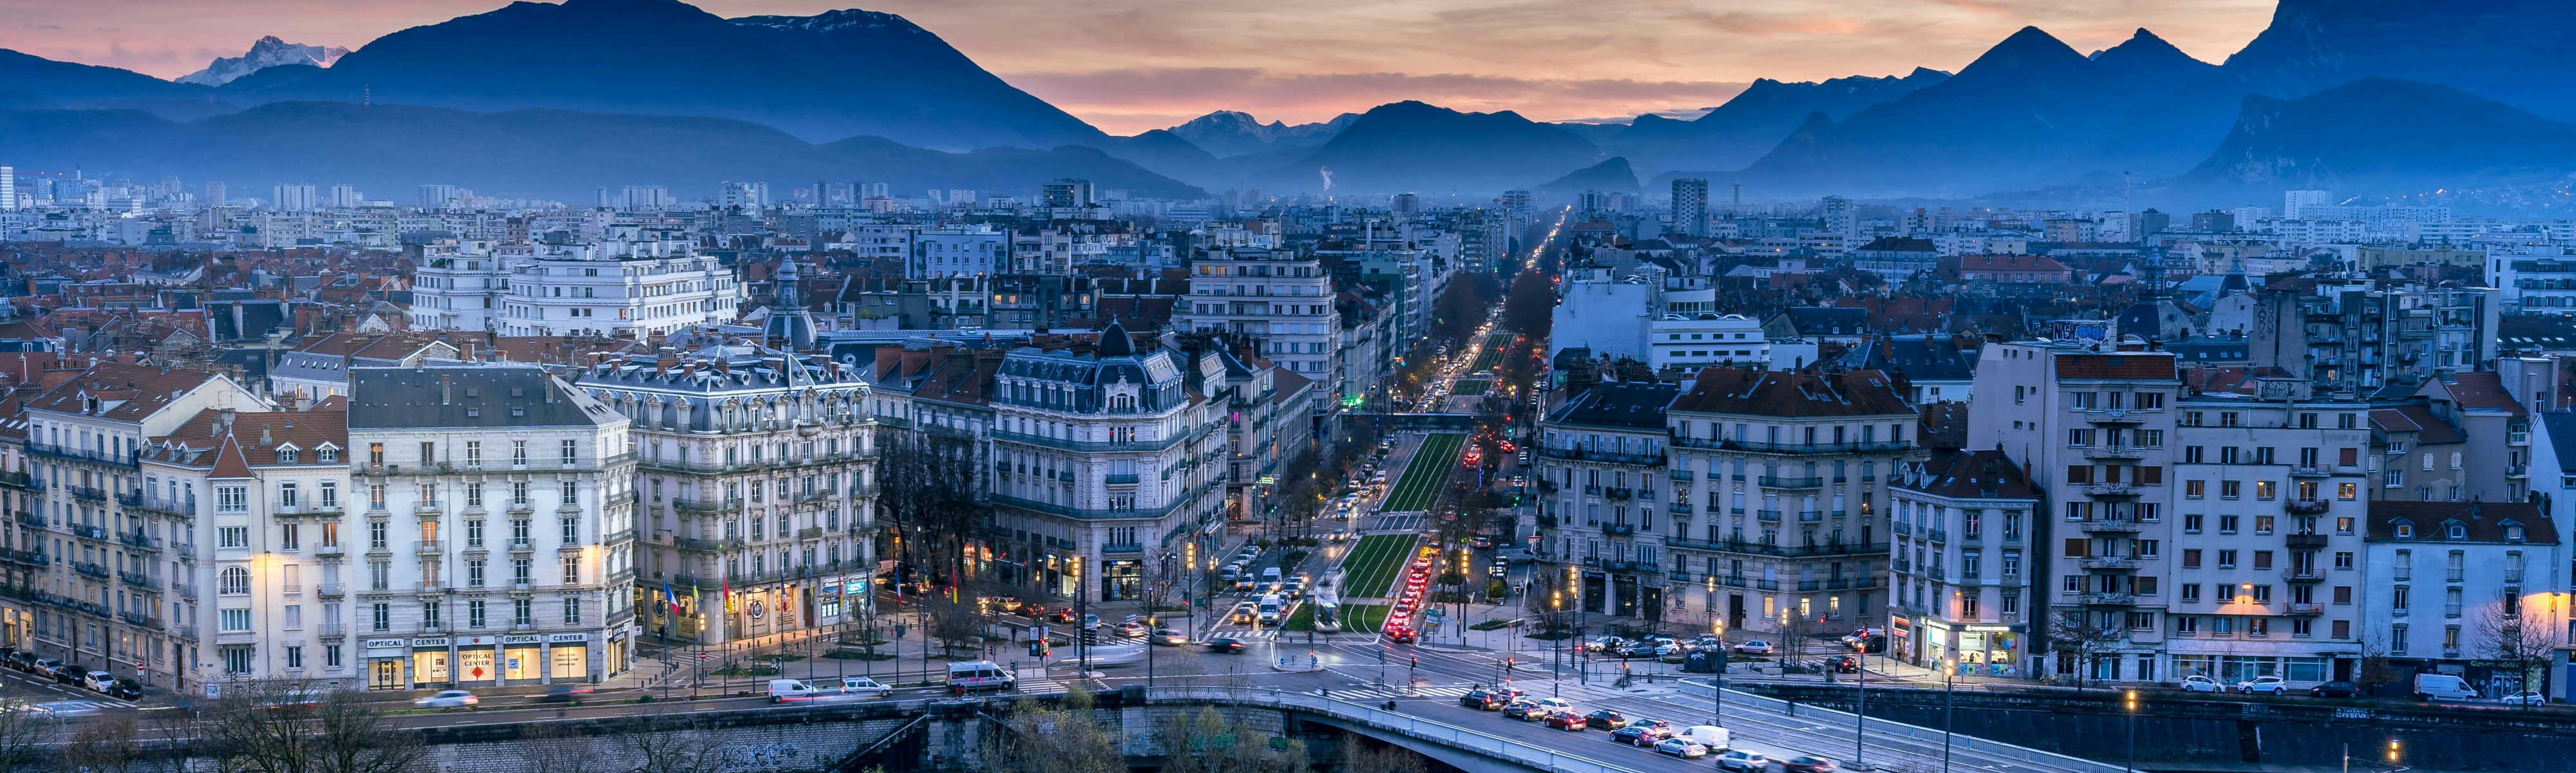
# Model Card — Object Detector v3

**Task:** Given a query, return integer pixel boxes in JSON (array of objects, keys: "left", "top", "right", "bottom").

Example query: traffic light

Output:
[
  {"left": 2387, "top": 739, "right": 2400, "bottom": 763},
  {"left": 1410, "top": 656, "right": 1419, "bottom": 668}
]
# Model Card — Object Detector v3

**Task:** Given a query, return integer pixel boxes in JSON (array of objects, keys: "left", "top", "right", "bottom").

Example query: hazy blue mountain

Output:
[
  {"left": 1266, "top": 100, "right": 1602, "bottom": 195},
  {"left": 1532, "top": 157, "right": 1642, "bottom": 198},
  {"left": 2178, "top": 77, "right": 2576, "bottom": 195},
  {"left": 178, "top": 36, "right": 350, "bottom": 87},
  {"left": 1605, "top": 68, "right": 1949, "bottom": 176},
  {"left": 0, "top": 101, "right": 1202, "bottom": 201},
  {"left": 1727, "top": 26, "right": 2207, "bottom": 197},
  {"left": 2085, "top": 0, "right": 2576, "bottom": 180},
  {"left": 1165, "top": 111, "right": 1356, "bottom": 158},
  {"left": 2087, "top": 29, "right": 2219, "bottom": 91},
  {"left": 1551, "top": 122, "right": 1630, "bottom": 145},
  {"left": 0, "top": 48, "right": 211, "bottom": 108},
  {"left": 205, "top": 0, "right": 1104, "bottom": 149}
]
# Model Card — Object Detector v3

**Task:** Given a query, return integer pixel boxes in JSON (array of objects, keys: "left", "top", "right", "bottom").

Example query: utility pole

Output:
[{"left": 1940, "top": 660, "right": 1956, "bottom": 773}]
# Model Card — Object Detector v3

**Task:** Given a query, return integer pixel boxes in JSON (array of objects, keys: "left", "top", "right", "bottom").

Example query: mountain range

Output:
[
  {"left": 6, "top": 0, "right": 2576, "bottom": 204},
  {"left": 2177, "top": 77, "right": 2576, "bottom": 196},
  {"left": 178, "top": 36, "right": 348, "bottom": 87}
]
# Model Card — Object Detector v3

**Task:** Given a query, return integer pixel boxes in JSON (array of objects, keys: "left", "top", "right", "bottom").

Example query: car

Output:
[
  {"left": 1019, "top": 604, "right": 1052, "bottom": 619},
  {"left": 2309, "top": 680, "right": 2361, "bottom": 698},
  {"left": 1585, "top": 636, "right": 1627, "bottom": 653},
  {"left": 5, "top": 652, "right": 38, "bottom": 673},
  {"left": 1501, "top": 700, "right": 1545, "bottom": 719},
  {"left": 1685, "top": 635, "right": 1725, "bottom": 651},
  {"left": 2494, "top": 689, "right": 2548, "bottom": 706},
  {"left": 1610, "top": 720, "right": 1672, "bottom": 745},
  {"left": 535, "top": 684, "right": 594, "bottom": 703},
  {"left": 1782, "top": 755, "right": 1840, "bottom": 773},
  {"left": 1113, "top": 621, "right": 1149, "bottom": 637},
  {"left": 46, "top": 663, "right": 83, "bottom": 685},
  {"left": 1715, "top": 750, "right": 1772, "bottom": 771},
  {"left": 1204, "top": 638, "right": 1246, "bottom": 654},
  {"left": 101, "top": 679, "right": 142, "bottom": 700},
  {"left": 1584, "top": 709, "right": 1628, "bottom": 730},
  {"left": 1459, "top": 689, "right": 1508, "bottom": 711},
  {"left": 1654, "top": 739, "right": 1709, "bottom": 759},
  {"left": 1150, "top": 629, "right": 1190, "bottom": 646},
  {"left": 1471, "top": 537, "right": 1495, "bottom": 549},
  {"left": 834, "top": 677, "right": 894, "bottom": 698},
  {"left": 1231, "top": 604, "right": 1258, "bottom": 624},
  {"left": 1048, "top": 608, "right": 1078, "bottom": 624},
  {"left": 1544, "top": 711, "right": 1589, "bottom": 730},
  {"left": 1826, "top": 655, "right": 1860, "bottom": 673},
  {"left": 2237, "top": 676, "right": 2290, "bottom": 696},
  {"left": 2179, "top": 675, "right": 2226, "bottom": 693},
  {"left": 414, "top": 689, "right": 480, "bottom": 709},
  {"left": 1490, "top": 564, "right": 1509, "bottom": 578},
  {"left": 1520, "top": 697, "right": 1573, "bottom": 716},
  {"left": 1732, "top": 640, "right": 1776, "bottom": 656},
  {"left": 79, "top": 671, "right": 115, "bottom": 692}
]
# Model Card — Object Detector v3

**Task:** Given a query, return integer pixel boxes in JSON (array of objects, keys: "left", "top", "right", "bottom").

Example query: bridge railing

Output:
[
  {"left": 1675, "top": 680, "right": 2126, "bottom": 773},
  {"left": 1137, "top": 685, "right": 1647, "bottom": 773}
]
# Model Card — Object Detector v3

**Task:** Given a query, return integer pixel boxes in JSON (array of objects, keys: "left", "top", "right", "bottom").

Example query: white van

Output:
[
  {"left": 1674, "top": 725, "right": 1730, "bottom": 750},
  {"left": 947, "top": 660, "right": 1016, "bottom": 694},
  {"left": 768, "top": 678, "right": 823, "bottom": 701},
  {"left": 2413, "top": 673, "right": 2479, "bottom": 701},
  {"left": 1257, "top": 594, "right": 1284, "bottom": 625},
  {"left": 1260, "top": 567, "right": 1283, "bottom": 592}
]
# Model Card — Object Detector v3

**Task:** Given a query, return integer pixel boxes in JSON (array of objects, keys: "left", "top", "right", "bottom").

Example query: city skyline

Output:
[{"left": 0, "top": 0, "right": 2278, "bottom": 134}]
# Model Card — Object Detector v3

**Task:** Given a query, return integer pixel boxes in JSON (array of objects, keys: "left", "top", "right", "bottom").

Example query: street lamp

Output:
[
  {"left": 1940, "top": 656, "right": 1956, "bottom": 773},
  {"left": 2123, "top": 689, "right": 2139, "bottom": 773},
  {"left": 1710, "top": 618, "right": 1726, "bottom": 728}
]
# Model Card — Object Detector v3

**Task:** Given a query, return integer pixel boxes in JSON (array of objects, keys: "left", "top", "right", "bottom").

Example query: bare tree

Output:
[
  {"left": 2353, "top": 635, "right": 2400, "bottom": 700},
  {"left": 1340, "top": 737, "right": 1426, "bottom": 773},
  {"left": 924, "top": 596, "right": 988, "bottom": 656},
  {"left": 625, "top": 705, "right": 734, "bottom": 773},
  {"left": 878, "top": 431, "right": 985, "bottom": 596},
  {"left": 198, "top": 680, "right": 427, "bottom": 773},
  {"left": 2043, "top": 609, "right": 2126, "bottom": 691},
  {"left": 61, "top": 713, "right": 146, "bottom": 773},
  {"left": 983, "top": 685, "right": 1124, "bottom": 773},
  {"left": 1161, "top": 705, "right": 1312, "bottom": 773},
  {"left": 2476, "top": 599, "right": 2556, "bottom": 701},
  {"left": 513, "top": 720, "right": 607, "bottom": 773},
  {"left": 0, "top": 696, "right": 61, "bottom": 773}
]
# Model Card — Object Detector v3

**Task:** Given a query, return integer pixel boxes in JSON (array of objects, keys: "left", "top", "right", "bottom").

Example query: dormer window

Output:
[
  {"left": 318, "top": 446, "right": 338, "bottom": 464},
  {"left": 2394, "top": 520, "right": 2415, "bottom": 539},
  {"left": 2503, "top": 522, "right": 2527, "bottom": 542},
  {"left": 2445, "top": 522, "right": 2467, "bottom": 540},
  {"left": 278, "top": 446, "right": 299, "bottom": 464}
]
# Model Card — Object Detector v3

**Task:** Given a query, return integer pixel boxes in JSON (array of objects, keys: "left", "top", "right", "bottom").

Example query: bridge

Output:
[
  {"left": 1340, "top": 412, "right": 1486, "bottom": 432},
  {"left": 108, "top": 682, "right": 2121, "bottom": 773}
]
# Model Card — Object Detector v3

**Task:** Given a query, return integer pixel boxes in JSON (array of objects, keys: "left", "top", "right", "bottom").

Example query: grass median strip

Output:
[
  {"left": 1338, "top": 533, "right": 1417, "bottom": 598},
  {"left": 1384, "top": 433, "right": 1463, "bottom": 512}
]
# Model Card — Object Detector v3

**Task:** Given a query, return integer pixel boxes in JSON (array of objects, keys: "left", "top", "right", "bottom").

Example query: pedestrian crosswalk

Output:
[{"left": 29, "top": 699, "right": 129, "bottom": 714}]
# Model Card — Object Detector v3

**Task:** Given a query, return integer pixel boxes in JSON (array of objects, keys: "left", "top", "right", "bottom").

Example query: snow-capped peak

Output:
[{"left": 176, "top": 35, "right": 350, "bottom": 87}]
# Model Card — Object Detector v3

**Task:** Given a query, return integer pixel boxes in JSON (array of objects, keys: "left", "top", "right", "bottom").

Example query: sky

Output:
[{"left": 0, "top": 0, "right": 2280, "bottom": 135}]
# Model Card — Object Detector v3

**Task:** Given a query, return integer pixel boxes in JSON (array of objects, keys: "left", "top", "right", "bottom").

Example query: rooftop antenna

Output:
[{"left": 363, "top": 84, "right": 371, "bottom": 106}]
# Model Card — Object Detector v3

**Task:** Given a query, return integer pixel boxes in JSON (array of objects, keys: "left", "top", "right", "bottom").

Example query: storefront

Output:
[
  {"left": 456, "top": 635, "right": 499, "bottom": 685},
  {"left": 408, "top": 637, "right": 452, "bottom": 688},
  {"left": 1103, "top": 558, "right": 1141, "bottom": 601},
  {"left": 503, "top": 634, "right": 544, "bottom": 682},
  {"left": 365, "top": 638, "right": 407, "bottom": 690},
  {"left": 547, "top": 632, "right": 591, "bottom": 682},
  {"left": 1958, "top": 624, "right": 2023, "bottom": 676},
  {"left": 1888, "top": 616, "right": 1917, "bottom": 663}
]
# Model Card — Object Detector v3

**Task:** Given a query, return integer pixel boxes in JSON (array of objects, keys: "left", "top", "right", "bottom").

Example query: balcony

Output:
[
  {"left": 1604, "top": 487, "right": 1633, "bottom": 501},
  {"left": 2287, "top": 466, "right": 2329, "bottom": 478},
  {"left": 415, "top": 539, "right": 444, "bottom": 555},
  {"left": 1757, "top": 510, "right": 1783, "bottom": 522},
  {"left": 27, "top": 443, "right": 137, "bottom": 467},
  {"left": 2285, "top": 603, "right": 2326, "bottom": 616},
  {"left": 1891, "top": 522, "right": 1912, "bottom": 537},
  {"left": 118, "top": 531, "right": 161, "bottom": 551},
  {"left": 1101, "top": 544, "right": 1144, "bottom": 554},
  {"left": 70, "top": 524, "right": 106, "bottom": 540},
  {"left": 796, "top": 526, "right": 823, "bottom": 540},
  {"left": 72, "top": 562, "right": 108, "bottom": 580},
  {"left": 6, "top": 551, "right": 47, "bottom": 568},
  {"left": 2080, "top": 408, "right": 2150, "bottom": 425},
  {"left": 2078, "top": 518, "right": 2145, "bottom": 533},
  {"left": 1668, "top": 437, "right": 1913, "bottom": 455},
  {"left": 1928, "top": 528, "right": 1952, "bottom": 543},
  {"left": 1104, "top": 474, "right": 1141, "bottom": 486},
  {"left": 319, "top": 624, "right": 347, "bottom": 638},
  {"left": 2284, "top": 499, "right": 2331, "bottom": 515},
  {"left": 2284, "top": 533, "right": 2330, "bottom": 549},
  {"left": 117, "top": 571, "right": 159, "bottom": 589},
  {"left": 2082, "top": 482, "right": 2140, "bottom": 497},
  {"left": 1537, "top": 446, "right": 1667, "bottom": 466},
  {"left": 1662, "top": 502, "right": 1692, "bottom": 518},
  {"left": 2282, "top": 569, "right": 2326, "bottom": 583},
  {"left": 1759, "top": 475, "right": 1823, "bottom": 490},
  {"left": 1799, "top": 511, "right": 1824, "bottom": 523},
  {"left": 1669, "top": 470, "right": 1692, "bottom": 481},
  {"left": 412, "top": 501, "right": 444, "bottom": 517},
  {"left": 117, "top": 611, "right": 161, "bottom": 630},
  {"left": 2078, "top": 556, "right": 2141, "bottom": 570},
  {"left": 674, "top": 537, "right": 744, "bottom": 552},
  {"left": 2081, "top": 446, "right": 2146, "bottom": 460},
  {"left": 317, "top": 583, "right": 345, "bottom": 597},
  {"left": 509, "top": 539, "right": 537, "bottom": 553},
  {"left": 12, "top": 513, "right": 40, "bottom": 529},
  {"left": 118, "top": 493, "right": 196, "bottom": 519},
  {"left": 2077, "top": 591, "right": 2137, "bottom": 606},
  {"left": 315, "top": 543, "right": 346, "bottom": 557},
  {"left": 990, "top": 427, "right": 1187, "bottom": 454},
  {"left": 1600, "top": 522, "right": 1636, "bottom": 537},
  {"left": 2505, "top": 464, "right": 2528, "bottom": 479},
  {"left": 0, "top": 472, "right": 39, "bottom": 491}
]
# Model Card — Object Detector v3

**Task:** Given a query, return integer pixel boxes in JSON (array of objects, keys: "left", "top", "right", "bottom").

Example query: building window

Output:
[
  {"left": 513, "top": 441, "right": 528, "bottom": 466},
  {"left": 372, "top": 603, "right": 391, "bottom": 631},
  {"left": 561, "top": 440, "right": 578, "bottom": 466},
  {"left": 563, "top": 597, "right": 582, "bottom": 625},
  {"left": 220, "top": 608, "right": 251, "bottom": 631},
  {"left": 220, "top": 527, "right": 249, "bottom": 548},
  {"left": 216, "top": 485, "right": 249, "bottom": 513}
]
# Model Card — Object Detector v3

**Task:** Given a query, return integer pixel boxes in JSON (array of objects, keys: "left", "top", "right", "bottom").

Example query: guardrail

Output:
[
  {"left": 1134, "top": 685, "right": 1649, "bottom": 773},
  {"left": 1672, "top": 680, "right": 2122, "bottom": 773}
]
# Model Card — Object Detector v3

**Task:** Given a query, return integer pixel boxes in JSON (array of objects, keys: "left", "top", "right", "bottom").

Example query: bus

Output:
[{"left": 1312, "top": 590, "right": 1343, "bottom": 633}]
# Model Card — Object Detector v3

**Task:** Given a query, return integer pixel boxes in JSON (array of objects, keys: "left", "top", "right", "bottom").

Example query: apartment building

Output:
[
  {"left": 1535, "top": 380, "right": 1680, "bottom": 620},
  {"left": 1889, "top": 449, "right": 2039, "bottom": 675},
  {"left": 142, "top": 407, "right": 352, "bottom": 691},
  {"left": 2360, "top": 501, "right": 2562, "bottom": 694},
  {"left": 484, "top": 231, "right": 740, "bottom": 338},
  {"left": 2163, "top": 385, "right": 2374, "bottom": 685},
  {"left": 580, "top": 342, "right": 878, "bottom": 645},
  {"left": 408, "top": 238, "right": 515, "bottom": 332},
  {"left": 346, "top": 365, "right": 637, "bottom": 689},
  {"left": 1663, "top": 367, "right": 1913, "bottom": 633},
  {"left": 2247, "top": 282, "right": 2498, "bottom": 392},
  {"left": 985, "top": 323, "right": 1228, "bottom": 602},
  {"left": 1171, "top": 247, "right": 1345, "bottom": 401},
  {"left": 1965, "top": 339, "right": 2181, "bottom": 683},
  {"left": 2, "top": 363, "right": 266, "bottom": 690}
]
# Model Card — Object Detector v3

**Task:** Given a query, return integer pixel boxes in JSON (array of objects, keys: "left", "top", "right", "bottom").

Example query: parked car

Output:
[
  {"left": 2179, "top": 675, "right": 2226, "bottom": 693},
  {"left": 1583, "top": 709, "right": 1629, "bottom": 730},
  {"left": 1585, "top": 636, "right": 1627, "bottom": 653},
  {"left": 1653, "top": 739, "right": 1709, "bottom": 759},
  {"left": 2237, "top": 676, "right": 2290, "bottom": 696},
  {"left": 2494, "top": 690, "right": 2547, "bottom": 706},
  {"left": 1204, "top": 638, "right": 1246, "bottom": 654},
  {"left": 2308, "top": 680, "right": 2361, "bottom": 698},
  {"left": 1716, "top": 750, "right": 1771, "bottom": 771},
  {"left": 1545, "top": 711, "right": 1589, "bottom": 730},
  {"left": 5, "top": 652, "right": 39, "bottom": 672},
  {"left": 46, "top": 663, "right": 83, "bottom": 685},
  {"left": 79, "top": 671, "right": 115, "bottom": 692},
  {"left": 414, "top": 689, "right": 480, "bottom": 709},
  {"left": 100, "top": 679, "right": 142, "bottom": 700},
  {"left": 834, "top": 677, "right": 894, "bottom": 698},
  {"left": 1732, "top": 640, "right": 1776, "bottom": 656},
  {"left": 1685, "top": 635, "right": 1725, "bottom": 651},
  {"left": 1782, "top": 755, "right": 1841, "bottom": 773}
]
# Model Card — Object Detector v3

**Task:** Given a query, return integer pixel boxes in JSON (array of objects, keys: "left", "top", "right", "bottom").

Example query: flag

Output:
[
  {"left": 663, "top": 578, "right": 679, "bottom": 617},
  {"left": 723, "top": 578, "right": 735, "bottom": 613}
]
